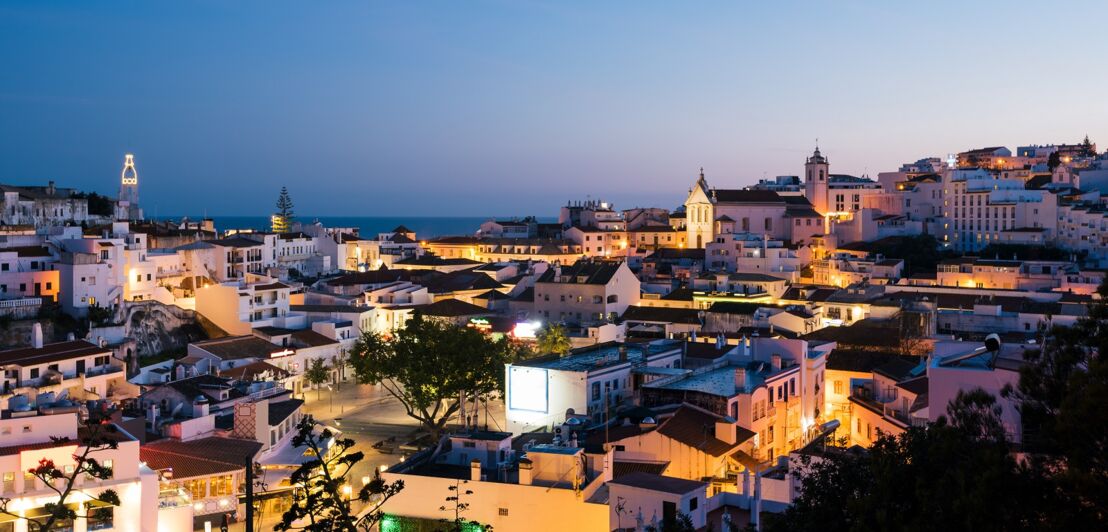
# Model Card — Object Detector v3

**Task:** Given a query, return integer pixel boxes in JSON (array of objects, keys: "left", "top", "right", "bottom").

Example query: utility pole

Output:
[{"left": 245, "top": 456, "right": 254, "bottom": 532}]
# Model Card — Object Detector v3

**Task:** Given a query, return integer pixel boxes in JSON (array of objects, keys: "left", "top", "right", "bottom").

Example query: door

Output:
[
  {"left": 76, "top": 360, "right": 85, "bottom": 375},
  {"left": 662, "top": 501, "right": 677, "bottom": 523}
]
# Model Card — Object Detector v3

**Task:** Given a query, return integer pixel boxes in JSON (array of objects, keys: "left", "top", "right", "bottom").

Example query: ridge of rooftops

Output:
[{"left": 515, "top": 339, "right": 683, "bottom": 372}]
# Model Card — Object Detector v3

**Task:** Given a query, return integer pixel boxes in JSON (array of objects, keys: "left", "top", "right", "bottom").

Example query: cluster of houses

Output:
[{"left": 0, "top": 142, "right": 1105, "bottom": 530}]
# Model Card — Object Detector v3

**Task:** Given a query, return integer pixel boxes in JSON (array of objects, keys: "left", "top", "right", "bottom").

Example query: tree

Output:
[
  {"left": 273, "top": 186, "right": 295, "bottom": 232},
  {"left": 895, "top": 310, "right": 929, "bottom": 358},
  {"left": 536, "top": 323, "right": 572, "bottom": 356},
  {"left": 305, "top": 357, "right": 330, "bottom": 401},
  {"left": 1082, "top": 134, "right": 1095, "bottom": 157},
  {"left": 1048, "top": 151, "right": 1062, "bottom": 172},
  {"left": 0, "top": 418, "right": 122, "bottom": 532},
  {"left": 276, "top": 417, "right": 403, "bottom": 532},
  {"left": 765, "top": 390, "right": 1050, "bottom": 532},
  {"left": 436, "top": 479, "right": 493, "bottom": 531},
  {"left": 350, "top": 315, "right": 513, "bottom": 440},
  {"left": 1002, "top": 280, "right": 1108, "bottom": 527}
]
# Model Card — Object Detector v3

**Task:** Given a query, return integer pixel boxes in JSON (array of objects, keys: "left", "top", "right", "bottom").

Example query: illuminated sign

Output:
[
  {"left": 508, "top": 366, "right": 548, "bottom": 413},
  {"left": 269, "top": 349, "right": 295, "bottom": 359},
  {"left": 468, "top": 318, "right": 491, "bottom": 333}
]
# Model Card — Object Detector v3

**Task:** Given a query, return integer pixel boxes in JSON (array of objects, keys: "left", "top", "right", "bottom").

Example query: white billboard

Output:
[{"left": 508, "top": 366, "right": 549, "bottom": 413}]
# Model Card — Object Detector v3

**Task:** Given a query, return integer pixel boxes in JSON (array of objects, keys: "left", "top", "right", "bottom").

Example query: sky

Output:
[{"left": 2, "top": 1, "right": 1107, "bottom": 217}]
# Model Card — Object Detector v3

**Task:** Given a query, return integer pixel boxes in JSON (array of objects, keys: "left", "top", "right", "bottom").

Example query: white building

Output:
[
  {"left": 0, "top": 410, "right": 190, "bottom": 532},
  {"left": 505, "top": 340, "right": 683, "bottom": 434},
  {"left": 194, "top": 274, "right": 305, "bottom": 335},
  {"left": 532, "top": 260, "right": 640, "bottom": 325}
]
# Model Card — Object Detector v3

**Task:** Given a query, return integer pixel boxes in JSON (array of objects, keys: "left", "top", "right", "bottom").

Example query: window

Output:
[
  {"left": 2, "top": 472, "right": 13, "bottom": 493},
  {"left": 688, "top": 497, "right": 698, "bottom": 511},
  {"left": 103, "top": 459, "right": 113, "bottom": 478},
  {"left": 30, "top": 368, "right": 39, "bottom": 379},
  {"left": 183, "top": 478, "right": 207, "bottom": 500},
  {"left": 210, "top": 474, "right": 234, "bottom": 497},
  {"left": 591, "top": 382, "right": 600, "bottom": 401},
  {"left": 834, "top": 380, "right": 843, "bottom": 395}
]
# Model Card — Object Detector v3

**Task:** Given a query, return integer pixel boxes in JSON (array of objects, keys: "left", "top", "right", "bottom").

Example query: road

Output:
[{"left": 231, "top": 380, "right": 506, "bottom": 530}]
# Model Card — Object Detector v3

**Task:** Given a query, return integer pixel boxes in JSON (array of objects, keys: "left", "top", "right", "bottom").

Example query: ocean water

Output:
[{"left": 168, "top": 216, "right": 510, "bottom": 239}]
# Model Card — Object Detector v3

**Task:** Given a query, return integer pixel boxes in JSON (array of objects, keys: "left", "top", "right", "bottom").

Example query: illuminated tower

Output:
[
  {"left": 118, "top": 153, "right": 143, "bottom": 220},
  {"left": 804, "top": 145, "right": 829, "bottom": 215}
]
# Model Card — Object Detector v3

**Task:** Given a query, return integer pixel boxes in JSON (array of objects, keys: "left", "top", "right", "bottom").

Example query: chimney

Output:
[
  {"left": 470, "top": 459, "right": 482, "bottom": 481},
  {"left": 518, "top": 458, "right": 533, "bottom": 485},
  {"left": 771, "top": 354, "right": 782, "bottom": 370},
  {"left": 618, "top": 345, "right": 628, "bottom": 362},
  {"left": 193, "top": 395, "right": 210, "bottom": 418},
  {"left": 31, "top": 323, "right": 43, "bottom": 349},
  {"left": 734, "top": 367, "right": 747, "bottom": 390},
  {"left": 715, "top": 419, "right": 737, "bottom": 444}
]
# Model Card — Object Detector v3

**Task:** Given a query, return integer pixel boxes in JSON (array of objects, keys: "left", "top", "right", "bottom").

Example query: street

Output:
[{"left": 232, "top": 380, "right": 506, "bottom": 531}]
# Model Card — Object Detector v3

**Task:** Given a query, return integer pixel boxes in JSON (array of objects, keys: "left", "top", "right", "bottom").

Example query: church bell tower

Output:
[{"left": 804, "top": 145, "right": 830, "bottom": 215}]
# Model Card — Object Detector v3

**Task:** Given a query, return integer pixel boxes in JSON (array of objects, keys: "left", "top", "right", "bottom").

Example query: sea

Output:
[{"left": 167, "top": 216, "right": 542, "bottom": 239}]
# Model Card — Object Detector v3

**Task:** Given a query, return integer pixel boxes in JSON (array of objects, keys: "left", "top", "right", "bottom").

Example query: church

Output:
[{"left": 683, "top": 147, "right": 879, "bottom": 248}]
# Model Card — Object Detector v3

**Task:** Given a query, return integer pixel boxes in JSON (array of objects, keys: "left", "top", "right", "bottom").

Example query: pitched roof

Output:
[
  {"left": 191, "top": 335, "right": 289, "bottom": 360},
  {"left": 206, "top": 236, "right": 263, "bottom": 248},
  {"left": 0, "top": 245, "right": 52, "bottom": 257},
  {"left": 291, "top": 330, "right": 339, "bottom": 348},
  {"left": 140, "top": 437, "right": 263, "bottom": 480},
  {"left": 417, "top": 298, "right": 491, "bottom": 318},
  {"left": 159, "top": 374, "right": 245, "bottom": 403},
  {"left": 612, "top": 461, "right": 670, "bottom": 479},
  {"left": 874, "top": 358, "right": 920, "bottom": 381},
  {"left": 0, "top": 340, "right": 108, "bottom": 367},
  {"left": 268, "top": 399, "right": 304, "bottom": 426},
  {"left": 621, "top": 306, "right": 702, "bottom": 324},
  {"left": 609, "top": 472, "right": 707, "bottom": 495},
  {"left": 220, "top": 360, "right": 291, "bottom": 381},
  {"left": 537, "top": 260, "right": 623, "bottom": 285},
  {"left": 656, "top": 406, "right": 746, "bottom": 456},
  {"left": 711, "top": 189, "right": 783, "bottom": 203},
  {"left": 423, "top": 270, "right": 503, "bottom": 293}
]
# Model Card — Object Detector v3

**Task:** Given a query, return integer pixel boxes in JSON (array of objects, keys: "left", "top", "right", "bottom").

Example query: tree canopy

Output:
[
  {"left": 349, "top": 316, "right": 515, "bottom": 440},
  {"left": 768, "top": 281, "right": 1108, "bottom": 531},
  {"left": 536, "top": 323, "right": 572, "bottom": 356},
  {"left": 277, "top": 417, "right": 403, "bottom": 531},
  {"left": 766, "top": 391, "right": 1049, "bottom": 532},
  {"left": 273, "top": 186, "right": 295, "bottom": 232}
]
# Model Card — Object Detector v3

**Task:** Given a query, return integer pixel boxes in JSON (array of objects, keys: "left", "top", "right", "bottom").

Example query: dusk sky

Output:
[{"left": 2, "top": 0, "right": 1106, "bottom": 217}]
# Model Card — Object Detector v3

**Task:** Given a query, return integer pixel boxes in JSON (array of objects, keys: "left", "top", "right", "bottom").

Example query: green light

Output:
[{"left": 379, "top": 515, "right": 401, "bottom": 532}]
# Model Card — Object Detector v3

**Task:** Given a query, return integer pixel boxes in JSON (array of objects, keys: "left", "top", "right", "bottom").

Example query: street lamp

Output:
[{"left": 326, "top": 384, "right": 333, "bottom": 413}]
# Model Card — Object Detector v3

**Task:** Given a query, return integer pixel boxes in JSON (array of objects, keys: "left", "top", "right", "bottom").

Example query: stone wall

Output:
[{"left": 0, "top": 319, "right": 56, "bottom": 348}]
